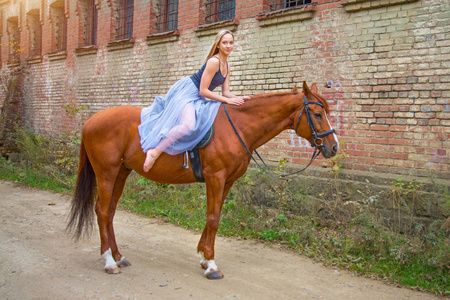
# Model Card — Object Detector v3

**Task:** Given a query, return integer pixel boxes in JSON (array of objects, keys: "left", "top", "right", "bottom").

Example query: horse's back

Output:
[
  {"left": 83, "top": 105, "right": 142, "bottom": 132},
  {"left": 82, "top": 106, "right": 143, "bottom": 165}
]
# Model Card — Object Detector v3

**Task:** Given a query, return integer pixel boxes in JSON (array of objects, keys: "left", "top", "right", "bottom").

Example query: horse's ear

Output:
[
  {"left": 311, "top": 83, "right": 318, "bottom": 93},
  {"left": 302, "top": 81, "right": 311, "bottom": 95},
  {"left": 292, "top": 87, "right": 298, "bottom": 94}
]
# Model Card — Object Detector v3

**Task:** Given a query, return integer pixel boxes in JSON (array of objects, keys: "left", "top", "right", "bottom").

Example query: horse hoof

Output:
[
  {"left": 205, "top": 270, "right": 224, "bottom": 280},
  {"left": 105, "top": 265, "right": 121, "bottom": 274},
  {"left": 117, "top": 257, "right": 131, "bottom": 268}
]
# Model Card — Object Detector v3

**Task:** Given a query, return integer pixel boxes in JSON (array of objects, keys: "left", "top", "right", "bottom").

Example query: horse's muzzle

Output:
[{"left": 321, "top": 143, "right": 339, "bottom": 158}]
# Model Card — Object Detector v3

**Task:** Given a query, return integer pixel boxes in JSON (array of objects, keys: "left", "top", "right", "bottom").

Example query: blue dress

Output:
[{"left": 139, "top": 57, "right": 227, "bottom": 155}]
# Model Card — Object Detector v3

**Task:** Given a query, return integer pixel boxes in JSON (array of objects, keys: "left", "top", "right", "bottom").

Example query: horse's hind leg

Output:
[
  {"left": 95, "top": 165, "right": 125, "bottom": 274},
  {"left": 108, "top": 164, "right": 132, "bottom": 269}
]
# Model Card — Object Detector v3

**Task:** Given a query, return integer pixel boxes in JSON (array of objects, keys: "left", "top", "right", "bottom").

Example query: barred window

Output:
[
  {"left": 269, "top": 0, "right": 312, "bottom": 11},
  {"left": 116, "top": 0, "right": 134, "bottom": 40},
  {"left": 7, "top": 17, "right": 20, "bottom": 64},
  {"left": 50, "top": 1, "right": 67, "bottom": 52},
  {"left": 80, "top": 0, "right": 98, "bottom": 46},
  {"left": 156, "top": 0, "right": 178, "bottom": 32},
  {"left": 27, "top": 9, "right": 42, "bottom": 57},
  {"left": 205, "top": 0, "right": 235, "bottom": 23}
]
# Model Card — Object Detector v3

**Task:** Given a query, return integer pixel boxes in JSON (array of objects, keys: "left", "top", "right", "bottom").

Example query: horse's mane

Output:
[
  {"left": 246, "top": 89, "right": 331, "bottom": 114},
  {"left": 249, "top": 91, "right": 297, "bottom": 99}
]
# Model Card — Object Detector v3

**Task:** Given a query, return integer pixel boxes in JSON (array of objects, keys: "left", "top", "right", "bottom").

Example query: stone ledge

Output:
[
  {"left": 195, "top": 19, "right": 239, "bottom": 37},
  {"left": 147, "top": 30, "right": 180, "bottom": 45},
  {"left": 26, "top": 56, "right": 43, "bottom": 64},
  {"left": 48, "top": 52, "right": 67, "bottom": 61},
  {"left": 106, "top": 38, "right": 135, "bottom": 51},
  {"left": 342, "top": 0, "right": 420, "bottom": 12},
  {"left": 75, "top": 45, "right": 98, "bottom": 56},
  {"left": 6, "top": 61, "right": 20, "bottom": 68},
  {"left": 257, "top": 5, "right": 315, "bottom": 27}
]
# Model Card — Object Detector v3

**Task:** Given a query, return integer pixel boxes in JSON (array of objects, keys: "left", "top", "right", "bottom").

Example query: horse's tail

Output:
[{"left": 67, "top": 139, "right": 97, "bottom": 240}]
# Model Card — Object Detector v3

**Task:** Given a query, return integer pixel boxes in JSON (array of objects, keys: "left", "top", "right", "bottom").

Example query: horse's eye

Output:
[{"left": 314, "top": 113, "right": 322, "bottom": 119}]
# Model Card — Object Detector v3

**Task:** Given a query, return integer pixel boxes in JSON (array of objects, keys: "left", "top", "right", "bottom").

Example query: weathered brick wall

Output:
[{"left": 0, "top": 0, "right": 448, "bottom": 179}]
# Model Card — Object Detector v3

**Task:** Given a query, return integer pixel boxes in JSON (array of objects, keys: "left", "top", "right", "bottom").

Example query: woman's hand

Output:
[{"left": 226, "top": 97, "right": 246, "bottom": 106}]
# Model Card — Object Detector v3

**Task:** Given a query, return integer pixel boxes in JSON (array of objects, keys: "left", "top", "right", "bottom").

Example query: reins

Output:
[{"left": 222, "top": 95, "right": 335, "bottom": 181}]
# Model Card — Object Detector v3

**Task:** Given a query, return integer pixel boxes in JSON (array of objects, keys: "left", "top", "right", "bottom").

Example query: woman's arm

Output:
[
  {"left": 222, "top": 65, "right": 251, "bottom": 101},
  {"left": 199, "top": 59, "right": 245, "bottom": 106}
]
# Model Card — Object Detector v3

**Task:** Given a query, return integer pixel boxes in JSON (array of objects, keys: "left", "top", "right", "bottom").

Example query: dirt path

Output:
[{"left": 0, "top": 180, "right": 439, "bottom": 300}]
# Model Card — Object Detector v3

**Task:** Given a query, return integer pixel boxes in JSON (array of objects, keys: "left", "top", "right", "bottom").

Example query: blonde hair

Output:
[{"left": 204, "top": 30, "right": 234, "bottom": 63}]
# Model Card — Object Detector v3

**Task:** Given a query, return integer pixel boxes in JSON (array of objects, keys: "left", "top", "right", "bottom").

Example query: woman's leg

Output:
[{"left": 143, "top": 103, "right": 196, "bottom": 172}]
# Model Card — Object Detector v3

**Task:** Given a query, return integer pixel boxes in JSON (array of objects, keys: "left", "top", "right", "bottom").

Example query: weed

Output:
[{"left": 389, "top": 177, "right": 426, "bottom": 234}]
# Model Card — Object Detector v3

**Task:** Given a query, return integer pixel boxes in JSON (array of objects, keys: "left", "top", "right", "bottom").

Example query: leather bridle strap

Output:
[
  {"left": 222, "top": 100, "right": 329, "bottom": 180},
  {"left": 222, "top": 103, "right": 268, "bottom": 170},
  {"left": 295, "top": 96, "right": 336, "bottom": 147}
]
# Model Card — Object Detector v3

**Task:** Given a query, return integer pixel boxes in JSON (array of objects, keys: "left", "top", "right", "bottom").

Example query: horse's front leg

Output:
[{"left": 197, "top": 178, "right": 233, "bottom": 279}]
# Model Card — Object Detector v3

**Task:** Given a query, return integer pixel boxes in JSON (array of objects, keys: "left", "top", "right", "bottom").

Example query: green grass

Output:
[
  {"left": 118, "top": 172, "right": 449, "bottom": 296},
  {"left": 0, "top": 155, "right": 448, "bottom": 296},
  {"left": 0, "top": 157, "right": 73, "bottom": 193}
]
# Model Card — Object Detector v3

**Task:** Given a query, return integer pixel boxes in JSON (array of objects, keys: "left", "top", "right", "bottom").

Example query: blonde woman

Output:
[{"left": 139, "top": 30, "right": 249, "bottom": 172}]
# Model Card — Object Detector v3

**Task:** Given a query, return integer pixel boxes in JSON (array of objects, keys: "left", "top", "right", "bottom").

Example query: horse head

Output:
[{"left": 294, "top": 82, "right": 339, "bottom": 158}]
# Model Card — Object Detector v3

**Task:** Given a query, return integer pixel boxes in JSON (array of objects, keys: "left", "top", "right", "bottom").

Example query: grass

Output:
[
  {"left": 119, "top": 170, "right": 449, "bottom": 296},
  {"left": 0, "top": 130, "right": 448, "bottom": 296}
]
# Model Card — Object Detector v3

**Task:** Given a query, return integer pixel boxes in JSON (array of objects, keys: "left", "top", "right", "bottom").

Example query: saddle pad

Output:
[{"left": 197, "top": 125, "right": 214, "bottom": 149}]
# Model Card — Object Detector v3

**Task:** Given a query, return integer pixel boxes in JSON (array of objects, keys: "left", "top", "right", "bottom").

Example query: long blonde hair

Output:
[{"left": 204, "top": 30, "right": 234, "bottom": 63}]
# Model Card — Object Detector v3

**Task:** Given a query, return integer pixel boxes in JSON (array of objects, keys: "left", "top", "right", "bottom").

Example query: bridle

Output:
[
  {"left": 294, "top": 95, "right": 336, "bottom": 148},
  {"left": 222, "top": 94, "right": 336, "bottom": 180}
]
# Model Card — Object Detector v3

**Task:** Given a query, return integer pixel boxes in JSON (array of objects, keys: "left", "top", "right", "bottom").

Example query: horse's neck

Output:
[{"left": 233, "top": 94, "right": 300, "bottom": 151}]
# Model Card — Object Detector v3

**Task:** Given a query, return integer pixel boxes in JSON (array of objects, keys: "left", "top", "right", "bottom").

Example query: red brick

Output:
[{"left": 370, "top": 124, "right": 389, "bottom": 131}]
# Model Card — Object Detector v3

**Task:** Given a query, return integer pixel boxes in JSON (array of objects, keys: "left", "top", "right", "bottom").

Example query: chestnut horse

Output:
[{"left": 67, "top": 82, "right": 339, "bottom": 279}]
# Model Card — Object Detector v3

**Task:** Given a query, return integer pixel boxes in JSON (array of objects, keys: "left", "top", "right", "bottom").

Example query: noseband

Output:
[{"left": 294, "top": 96, "right": 336, "bottom": 147}]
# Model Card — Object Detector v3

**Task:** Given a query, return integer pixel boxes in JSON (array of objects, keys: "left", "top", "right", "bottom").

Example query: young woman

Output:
[{"left": 139, "top": 30, "right": 249, "bottom": 172}]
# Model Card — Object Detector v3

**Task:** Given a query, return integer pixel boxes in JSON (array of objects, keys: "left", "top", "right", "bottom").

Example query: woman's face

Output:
[{"left": 217, "top": 33, "right": 234, "bottom": 56}]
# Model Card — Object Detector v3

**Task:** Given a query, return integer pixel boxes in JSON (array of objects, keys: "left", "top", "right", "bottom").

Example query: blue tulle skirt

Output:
[{"left": 138, "top": 77, "right": 221, "bottom": 155}]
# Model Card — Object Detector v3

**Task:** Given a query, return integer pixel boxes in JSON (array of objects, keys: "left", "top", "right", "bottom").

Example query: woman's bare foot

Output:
[{"left": 143, "top": 149, "right": 162, "bottom": 172}]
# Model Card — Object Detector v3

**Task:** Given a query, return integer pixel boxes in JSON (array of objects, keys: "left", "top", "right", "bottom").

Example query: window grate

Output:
[
  {"left": 269, "top": 0, "right": 312, "bottom": 11},
  {"left": 205, "top": 0, "right": 235, "bottom": 23},
  {"left": 29, "top": 24, "right": 42, "bottom": 56},
  {"left": 8, "top": 41, "right": 20, "bottom": 64},
  {"left": 87, "top": 0, "right": 98, "bottom": 45},
  {"left": 57, "top": 9, "right": 67, "bottom": 51},
  {"left": 28, "top": 11, "right": 42, "bottom": 57},
  {"left": 156, "top": 0, "right": 178, "bottom": 32},
  {"left": 116, "top": 0, "right": 134, "bottom": 40},
  {"left": 7, "top": 19, "right": 20, "bottom": 64}
]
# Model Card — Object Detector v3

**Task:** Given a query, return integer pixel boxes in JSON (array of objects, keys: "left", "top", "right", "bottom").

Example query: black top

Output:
[{"left": 190, "top": 57, "right": 228, "bottom": 91}]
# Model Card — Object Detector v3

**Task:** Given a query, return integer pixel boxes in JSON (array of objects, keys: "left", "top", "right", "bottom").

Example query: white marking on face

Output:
[
  {"left": 102, "top": 248, "right": 117, "bottom": 268},
  {"left": 324, "top": 111, "right": 339, "bottom": 148}
]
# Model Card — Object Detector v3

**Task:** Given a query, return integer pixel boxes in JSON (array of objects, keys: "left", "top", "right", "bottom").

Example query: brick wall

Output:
[{"left": 0, "top": 0, "right": 448, "bottom": 179}]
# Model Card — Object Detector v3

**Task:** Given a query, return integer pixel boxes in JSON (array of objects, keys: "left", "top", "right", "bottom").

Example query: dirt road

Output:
[{"left": 0, "top": 180, "right": 439, "bottom": 300}]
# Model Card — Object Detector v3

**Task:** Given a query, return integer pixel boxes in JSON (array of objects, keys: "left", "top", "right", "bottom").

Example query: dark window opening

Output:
[
  {"left": 27, "top": 10, "right": 42, "bottom": 56},
  {"left": 156, "top": 0, "right": 178, "bottom": 32},
  {"left": 205, "top": 0, "right": 235, "bottom": 23},
  {"left": 116, "top": 0, "right": 134, "bottom": 40},
  {"left": 87, "top": 0, "right": 98, "bottom": 45},
  {"left": 269, "top": 0, "right": 312, "bottom": 11}
]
